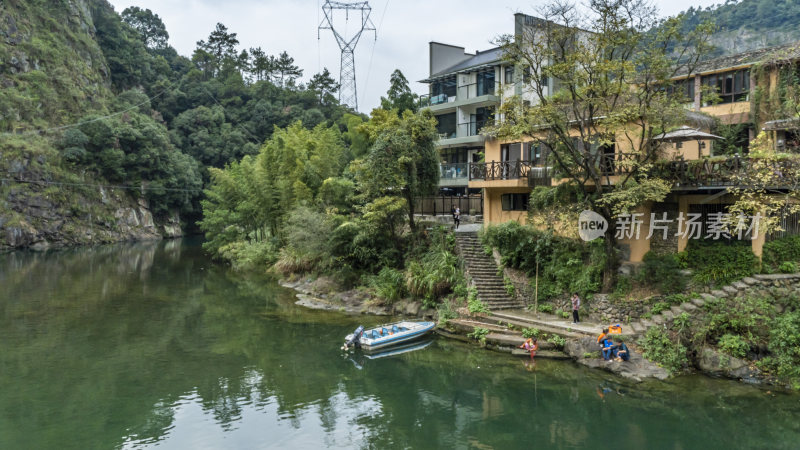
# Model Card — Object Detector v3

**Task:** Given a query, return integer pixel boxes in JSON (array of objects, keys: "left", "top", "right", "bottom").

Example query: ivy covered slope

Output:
[{"left": 0, "top": 0, "right": 177, "bottom": 249}]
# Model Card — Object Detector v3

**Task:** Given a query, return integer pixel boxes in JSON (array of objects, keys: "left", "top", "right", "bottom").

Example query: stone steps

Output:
[{"left": 455, "top": 231, "right": 525, "bottom": 311}]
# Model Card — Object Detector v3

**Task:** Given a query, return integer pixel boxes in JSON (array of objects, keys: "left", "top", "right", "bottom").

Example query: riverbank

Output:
[{"left": 281, "top": 273, "right": 675, "bottom": 383}]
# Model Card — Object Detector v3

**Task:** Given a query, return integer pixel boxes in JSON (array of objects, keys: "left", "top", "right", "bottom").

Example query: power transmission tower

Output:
[{"left": 318, "top": 1, "right": 376, "bottom": 111}]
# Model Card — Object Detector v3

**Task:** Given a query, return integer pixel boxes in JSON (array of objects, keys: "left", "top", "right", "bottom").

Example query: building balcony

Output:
[
  {"left": 438, "top": 162, "right": 469, "bottom": 187},
  {"left": 421, "top": 83, "right": 500, "bottom": 113},
  {"left": 437, "top": 120, "right": 489, "bottom": 147},
  {"left": 468, "top": 160, "right": 552, "bottom": 188}
]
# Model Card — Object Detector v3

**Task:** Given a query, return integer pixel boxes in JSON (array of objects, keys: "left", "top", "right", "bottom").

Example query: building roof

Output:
[
  {"left": 675, "top": 41, "right": 800, "bottom": 78},
  {"left": 422, "top": 47, "right": 504, "bottom": 83}
]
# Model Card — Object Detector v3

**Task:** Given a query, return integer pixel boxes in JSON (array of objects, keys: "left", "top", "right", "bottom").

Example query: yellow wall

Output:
[
  {"left": 700, "top": 101, "right": 750, "bottom": 124},
  {"left": 482, "top": 187, "right": 530, "bottom": 226}
]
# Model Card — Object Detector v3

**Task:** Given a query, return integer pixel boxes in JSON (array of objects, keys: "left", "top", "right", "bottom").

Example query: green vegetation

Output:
[
  {"left": 481, "top": 221, "right": 605, "bottom": 300},
  {"left": 763, "top": 236, "right": 800, "bottom": 273},
  {"left": 467, "top": 327, "right": 490, "bottom": 344},
  {"left": 548, "top": 335, "right": 567, "bottom": 349},
  {"left": 467, "top": 288, "right": 490, "bottom": 315},
  {"left": 537, "top": 304, "right": 554, "bottom": 314},
  {"left": 522, "top": 328, "right": 541, "bottom": 339},
  {"left": 639, "top": 327, "right": 689, "bottom": 374},
  {"left": 679, "top": 240, "right": 758, "bottom": 286}
]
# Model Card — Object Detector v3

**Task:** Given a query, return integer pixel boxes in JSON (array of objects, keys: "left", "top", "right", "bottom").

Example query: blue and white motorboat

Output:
[{"left": 342, "top": 321, "right": 435, "bottom": 351}]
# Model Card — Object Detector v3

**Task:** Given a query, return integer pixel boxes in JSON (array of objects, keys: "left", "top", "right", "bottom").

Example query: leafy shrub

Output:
[
  {"left": 548, "top": 335, "right": 566, "bottom": 349},
  {"left": 537, "top": 304, "right": 554, "bottom": 314},
  {"left": 468, "top": 327, "right": 490, "bottom": 343},
  {"left": 684, "top": 240, "right": 757, "bottom": 286},
  {"left": 467, "top": 287, "right": 489, "bottom": 314},
  {"left": 650, "top": 302, "right": 670, "bottom": 315},
  {"left": 702, "top": 295, "right": 774, "bottom": 344},
  {"left": 672, "top": 312, "right": 692, "bottom": 331},
  {"left": 559, "top": 310, "right": 571, "bottom": 319},
  {"left": 779, "top": 261, "right": 798, "bottom": 274},
  {"left": 504, "top": 276, "right": 516, "bottom": 296},
  {"left": 611, "top": 275, "right": 632, "bottom": 299},
  {"left": 717, "top": 333, "right": 749, "bottom": 358},
  {"left": 405, "top": 229, "right": 462, "bottom": 307},
  {"left": 218, "top": 240, "right": 278, "bottom": 271},
  {"left": 763, "top": 235, "right": 800, "bottom": 273},
  {"left": 522, "top": 327, "right": 542, "bottom": 339},
  {"left": 369, "top": 267, "right": 407, "bottom": 303},
  {"left": 641, "top": 252, "right": 687, "bottom": 294},
  {"left": 639, "top": 327, "right": 688, "bottom": 374},
  {"left": 766, "top": 311, "right": 800, "bottom": 388},
  {"left": 481, "top": 222, "right": 604, "bottom": 300}
]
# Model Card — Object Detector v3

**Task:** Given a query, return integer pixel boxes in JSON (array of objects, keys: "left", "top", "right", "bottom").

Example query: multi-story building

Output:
[
  {"left": 420, "top": 13, "right": 550, "bottom": 201},
  {"left": 426, "top": 13, "right": 800, "bottom": 263}
]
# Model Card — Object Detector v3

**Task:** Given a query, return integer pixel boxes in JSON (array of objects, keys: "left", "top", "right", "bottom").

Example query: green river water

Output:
[{"left": 0, "top": 238, "right": 798, "bottom": 449}]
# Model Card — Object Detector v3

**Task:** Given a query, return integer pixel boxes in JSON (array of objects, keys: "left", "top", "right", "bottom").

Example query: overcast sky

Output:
[{"left": 107, "top": 0, "right": 722, "bottom": 112}]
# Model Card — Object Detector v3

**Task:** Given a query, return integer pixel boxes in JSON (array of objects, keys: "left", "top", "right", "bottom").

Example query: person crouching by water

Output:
[
  {"left": 612, "top": 336, "right": 630, "bottom": 362},
  {"left": 519, "top": 337, "right": 538, "bottom": 359},
  {"left": 571, "top": 292, "right": 581, "bottom": 323}
]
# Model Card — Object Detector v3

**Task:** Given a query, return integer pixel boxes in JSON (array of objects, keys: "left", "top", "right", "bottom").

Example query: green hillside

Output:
[
  {"left": 0, "top": 0, "right": 353, "bottom": 250},
  {"left": 679, "top": 0, "right": 800, "bottom": 56}
]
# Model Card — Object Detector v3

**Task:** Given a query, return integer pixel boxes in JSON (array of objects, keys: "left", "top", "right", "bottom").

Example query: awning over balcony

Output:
[
  {"left": 654, "top": 126, "right": 722, "bottom": 141},
  {"left": 763, "top": 118, "right": 800, "bottom": 131}
]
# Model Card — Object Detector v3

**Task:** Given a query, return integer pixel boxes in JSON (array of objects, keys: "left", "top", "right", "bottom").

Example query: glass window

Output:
[
  {"left": 435, "top": 113, "right": 456, "bottom": 138},
  {"left": 505, "top": 66, "right": 514, "bottom": 84},
  {"left": 501, "top": 194, "right": 529, "bottom": 211},
  {"left": 702, "top": 69, "right": 749, "bottom": 104}
]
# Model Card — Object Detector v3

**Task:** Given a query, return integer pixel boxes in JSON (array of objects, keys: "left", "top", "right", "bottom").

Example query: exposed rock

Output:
[
  {"left": 565, "top": 337, "right": 670, "bottom": 381},
  {"left": 697, "top": 347, "right": 761, "bottom": 380}
]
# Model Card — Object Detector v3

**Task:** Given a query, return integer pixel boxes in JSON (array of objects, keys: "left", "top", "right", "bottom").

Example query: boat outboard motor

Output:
[{"left": 344, "top": 325, "right": 365, "bottom": 349}]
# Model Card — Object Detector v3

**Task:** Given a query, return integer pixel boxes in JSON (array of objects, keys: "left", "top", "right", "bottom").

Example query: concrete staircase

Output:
[{"left": 455, "top": 231, "right": 525, "bottom": 310}]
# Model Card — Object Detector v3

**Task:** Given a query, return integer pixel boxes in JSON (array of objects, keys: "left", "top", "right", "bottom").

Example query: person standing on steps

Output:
[
  {"left": 571, "top": 292, "right": 581, "bottom": 324},
  {"left": 454, "top": 207, "right": 461, "bottom": 229}
]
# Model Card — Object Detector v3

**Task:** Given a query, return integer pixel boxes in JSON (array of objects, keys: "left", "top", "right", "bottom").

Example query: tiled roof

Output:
[
  {"left": 424, "top": 47, "right": 504, "bottom": 81},
  {"left": 675, "top": 41, "right": 800, "bottom": 77}
]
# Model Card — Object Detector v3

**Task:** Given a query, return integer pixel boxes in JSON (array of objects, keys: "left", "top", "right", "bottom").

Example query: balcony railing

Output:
[
  {"left": 457, "top": 119, "right": 487, "bottom": 137},
  {"left": 457, "top": 82, "right": 496, "bottom": 100},
  {"left": 470, "top": 160, "right": 535, "bottom": 181},
  {"left": 420, "top": 93, "right": 455, "bottom": 108},
  {"left": 440, "top": 162, "right": 468, "bottom": 180}
]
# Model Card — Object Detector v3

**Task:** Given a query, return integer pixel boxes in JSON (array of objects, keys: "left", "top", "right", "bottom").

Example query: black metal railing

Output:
[
  {"left": 414, "top": 194, "right": 483, "bottom": 216},
  {"left": 469, "top": 160, "right": 535, "bottom": 181}
]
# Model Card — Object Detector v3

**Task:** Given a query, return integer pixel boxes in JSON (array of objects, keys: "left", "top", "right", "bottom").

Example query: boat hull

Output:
[{"left": 344, "top": 321, "right": 435, "bottom": 352}]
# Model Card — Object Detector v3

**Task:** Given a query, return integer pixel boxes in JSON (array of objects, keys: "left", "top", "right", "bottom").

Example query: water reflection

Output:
[{"left": 0, "top": 239, "right": 798, "bottom": 449}]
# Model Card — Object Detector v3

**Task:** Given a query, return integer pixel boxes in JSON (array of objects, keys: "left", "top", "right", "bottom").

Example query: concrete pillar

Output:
[{"left": 627, "top": 202, "right": 652, "bottom": 263}]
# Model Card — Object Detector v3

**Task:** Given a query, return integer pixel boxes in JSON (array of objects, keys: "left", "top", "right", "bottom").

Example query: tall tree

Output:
[
  {"left": 308, "top": 68, "right": 339, "bottom": 105},
  {"left": 121, "top": 6, "right": 169, "bottom": 49},
  {"left": 274, "top": 51, "right": 303, "bottom": 87},
  {"left": 380, "top": 69, "right": 418, "bottom": 113},
  {"left": 355, "top": 109, "right": 439, "bottom": 233},
  {"left": 249, "top": 47, "right": 275, "bottom": 82},
  {"left": 492, "top": 0, "right": 714, "bottom": 288},
  {"left": 196, "top": 23, "right": 239, "bottom": 76}
]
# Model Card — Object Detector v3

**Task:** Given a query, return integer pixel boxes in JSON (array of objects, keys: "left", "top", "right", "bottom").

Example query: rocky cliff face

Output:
[{"left": 0, "top": 0, "right": 182, "bottom": 251}]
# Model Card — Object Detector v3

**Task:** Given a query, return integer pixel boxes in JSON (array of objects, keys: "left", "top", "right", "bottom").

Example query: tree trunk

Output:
[
  {"left": 405, "top": 190, "right": 416, "bottom": 233},
  {"left": 600, "top": 206, "right": 618, "bottom": 293}
]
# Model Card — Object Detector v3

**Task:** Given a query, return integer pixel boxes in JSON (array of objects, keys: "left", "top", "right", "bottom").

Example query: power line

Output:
[
  {"left": 0, "top": 78, "right": 182, "bottom": 138},
  {"left": 362, "top": 0, "right": 390, "bottom": 108}
]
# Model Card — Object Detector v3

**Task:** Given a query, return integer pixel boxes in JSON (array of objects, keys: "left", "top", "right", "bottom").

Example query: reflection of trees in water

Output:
[{"left": 1, "top": 241, "right": 799, "bottom": 449}]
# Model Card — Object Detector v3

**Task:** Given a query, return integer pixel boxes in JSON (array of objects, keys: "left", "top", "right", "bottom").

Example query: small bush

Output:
[
  {"left": 639, "top": 327, "right": 688, "bottom": 374},
  {"left": 765, "top": 310, "right": 800, "bottom": 388},
  {"left": 559, "top": 310, "right": 570, "bottom": 319},
  {"left": 650, "top": 302, "right": 670, "bottom": 315},
  {"left": 467, "top": 287, "right": 489, "bottom": 314},
  {"left": 779, "top": 261, "right": 798, "bottom": 274},
  {"left": 537, "top": 304, "right": 554, "bottom": 314},
  {"left": 548, "top": 335, "right": 566, "bottom": 349},
  {"left": 684, "top": 240, "right": 757, "bottom": 287},
  {"left": 763, "top": 235, "right": 800, "bottom": 273},
  {"left": 522, "top": 327, "right": 541, "bottom": 339},
  {"left": 641, "top": 252, "right": 687, "bottom": 294},
  {"left": 718, "top": 333, "right": 749, "bottom": 358},
  {"left": 369, "top": 267, "right": 407, "bottom": 303},
  {"left": 468, "top": 327, "right": 490, "bottom": 343},
  {"left": 504, "top": 276, "right": 516, "bottom": 296}
]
